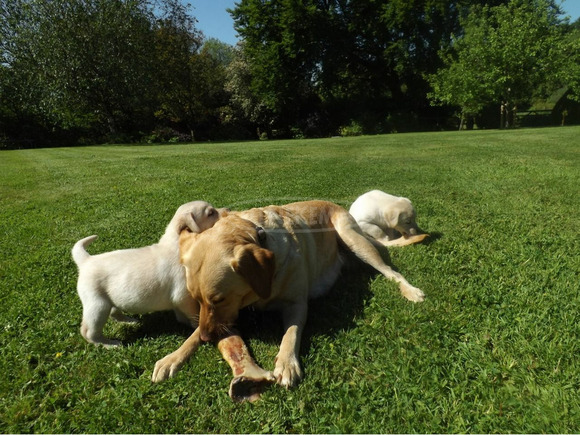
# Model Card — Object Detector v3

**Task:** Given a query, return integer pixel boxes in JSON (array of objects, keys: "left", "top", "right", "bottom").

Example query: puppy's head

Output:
[
  {"left": 179, "top": 215, "right": 275, "bottom": 342},
  {"left": 172, "top": 201, "right": 229, "bottom": 234},
  {"left": 386, "top": 198, "right": 419, "bottom": 237}
]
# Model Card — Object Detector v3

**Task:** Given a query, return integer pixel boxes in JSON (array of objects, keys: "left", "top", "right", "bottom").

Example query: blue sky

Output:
[
  {"left": 562, "top": 0, "right": 580, "bottom": 22},
  {"left": 191, "top": 0, "right": 580, "bottom": 46},
  {"left": 190, "top": 0, "right": 238, "bottom": 45}
]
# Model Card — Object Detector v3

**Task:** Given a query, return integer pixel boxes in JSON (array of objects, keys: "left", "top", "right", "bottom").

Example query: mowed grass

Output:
[{"left": 1, "top": 127, "right": 579, "bottom": 433}]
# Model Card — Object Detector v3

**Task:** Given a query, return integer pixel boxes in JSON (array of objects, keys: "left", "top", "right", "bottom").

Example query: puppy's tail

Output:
[{"left": 72, "top": 235, "right": 98, "bottom": 267}]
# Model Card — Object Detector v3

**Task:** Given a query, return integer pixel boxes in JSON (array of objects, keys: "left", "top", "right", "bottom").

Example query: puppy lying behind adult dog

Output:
[
  {"left": 151, "top": 200, "right": 425, "bottom": 389},
  {"left": 349, "top": 190, "right": 429, "bottom": 247},
  {"left": 72, "top": 201, "right": 225, "bottom": 347}
]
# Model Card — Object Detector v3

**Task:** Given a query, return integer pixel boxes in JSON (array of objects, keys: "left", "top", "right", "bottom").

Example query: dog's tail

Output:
[{"left": 72, "top": 235, "right": 98, "bottom": 267}]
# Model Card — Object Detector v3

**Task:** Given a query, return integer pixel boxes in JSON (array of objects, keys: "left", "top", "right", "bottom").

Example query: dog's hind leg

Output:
[
  {"left": 332, "top": 210, "right": 425, "bottom": 302},
  {"left": 81, "top": 301, "right": 122, "bottom": 347},
  {"left": 358, "top": 221, "right": 390, "bottom": 242},
  {"left": 110, "top": 307, "right": 138, "bottom": 324}
]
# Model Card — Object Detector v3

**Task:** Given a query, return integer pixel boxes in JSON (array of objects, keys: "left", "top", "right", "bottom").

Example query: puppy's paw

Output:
[
  {"left": 110, "top": 309, "right": 139, "bottom": 324},
  {"left": 102, "top": 340, "right": 122, "bottom": 348},
  {"left": 112, "top": 315, "right": 139, "bottom": 324},
  {"left": 401, "top": 283, "right": 425, "bottom": 302},
  {"left": 87, "top": 337, "right": 121, "bottom": 348},
  {"left": 273, "top": 354, "right": 302, "bottom": 389},
  {"left": 151, "top": 355, "right": 184, "bottom": 383}
]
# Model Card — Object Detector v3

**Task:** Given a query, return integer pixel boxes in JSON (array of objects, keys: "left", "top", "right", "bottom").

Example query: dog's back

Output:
[
  {"left": 349, "top": 190, "right": 399, "bottom": 223},
  {"left": 236, "top": 202, "right": 344, "bottom": 301}
]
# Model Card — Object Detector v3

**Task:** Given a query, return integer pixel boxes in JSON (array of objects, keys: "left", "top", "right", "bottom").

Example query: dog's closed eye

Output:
[{"left": 212, "top": 296, "right": 226, "bottom": 305}]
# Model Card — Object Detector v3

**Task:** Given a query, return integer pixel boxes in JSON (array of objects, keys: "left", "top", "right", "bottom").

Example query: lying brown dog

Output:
[{"left": 152, "top": 200, "right": 425, "bottom": 389}]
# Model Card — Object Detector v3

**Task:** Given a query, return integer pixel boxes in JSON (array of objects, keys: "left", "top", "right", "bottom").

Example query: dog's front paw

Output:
[
  {"left": 400, "top": 283, "right": 425, "bottom": 302},
  {"left": 274, "top": 355, "right": 302, "bottom": 388},
  {"left": 151, "top": 354, "right": 184, "bottom": 383}
]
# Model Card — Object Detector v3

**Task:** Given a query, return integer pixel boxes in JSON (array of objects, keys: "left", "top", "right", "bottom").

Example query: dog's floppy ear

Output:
[
  {"left": 178, "top": 229, "right": 199, "bottom": 264},
  {"left": 176, "top": 212, "right": 201, "bottom": 233},
  {"left": 231, "top": 245, "right": 275, "bottom": 299},
  {"left": 385, "top": 208, "right": 399, "bottom": 229},
  {"left": 385, "top": 198, "right": 411, "bottom": 228}
]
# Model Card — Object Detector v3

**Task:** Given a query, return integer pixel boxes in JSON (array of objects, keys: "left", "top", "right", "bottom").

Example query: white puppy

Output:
[
  {"left": 72, "top": 201, "right": 224, "bottom": 347},
  {"left": 349, "top": 190, "right": 428, "bottom": 247}
]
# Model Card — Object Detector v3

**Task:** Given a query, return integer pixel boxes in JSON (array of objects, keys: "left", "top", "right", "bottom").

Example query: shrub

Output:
[{"left": 339, "top": 120, "right": 364, "bottom": 136}]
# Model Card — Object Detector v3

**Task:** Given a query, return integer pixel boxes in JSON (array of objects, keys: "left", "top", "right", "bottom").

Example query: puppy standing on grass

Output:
[
  {"left": 349, "top": 189, "right": 429, "bottom": 247},
  {"left": 72, "top": 201, "right": 225, "bottom": 347}
]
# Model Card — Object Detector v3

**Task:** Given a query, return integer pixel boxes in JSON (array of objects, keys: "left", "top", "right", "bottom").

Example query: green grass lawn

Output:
[{"left": 1, "top": 127, "right": 579, "bottom": 433}]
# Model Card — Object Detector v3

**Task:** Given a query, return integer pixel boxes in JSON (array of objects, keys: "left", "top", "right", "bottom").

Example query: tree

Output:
[
  {"left": 230, "top": 0, "right": 506, "bottom": 135},
  {"left": 428, "top": 0, "right": 565, "bottom": 129},
  {"left": 222, "top": 43, "right": 275, "bottom": 138},
  {"left": 202, "top": 38, "right": 235, "bottom": 67},
  {"left": 4, "top": 0, "right": 164, "bottom": 136},
  {"left": 559, "top": 18, "right": 580, "bottom": 102},
  {"left": 0, "top": 0, "right": 208, "bottom": 145},
  {"left": 229, "top": 0, "right": 322, "bottom": 136}
]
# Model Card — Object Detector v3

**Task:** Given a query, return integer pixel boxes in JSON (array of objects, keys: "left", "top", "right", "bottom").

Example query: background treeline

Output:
[{"left": 1, "top": 0, "right": 579, "bottom": 148}]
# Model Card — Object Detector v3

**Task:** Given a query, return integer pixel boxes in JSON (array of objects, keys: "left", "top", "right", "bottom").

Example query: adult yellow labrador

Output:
[{"left": 152, "top": 200, "right": 425, "bottom": 388}]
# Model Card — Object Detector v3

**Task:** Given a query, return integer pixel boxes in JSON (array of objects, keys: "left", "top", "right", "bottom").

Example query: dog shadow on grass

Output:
[
  {"left": 234, "top": 237, "right": 440, "bottom": 364},
  {"left": 116, "top": 255, "right": 377, "bottom": 355},
  {"left": 422, "top": 231, "right": 443, "bottom": 246},
  {"left": 231, "top": 249, "right": 391, "bottom": 360},
  {"left": 119, "top": 238, "right": 436, "bottom": 368},
  {"left": 118, "top": 311, "right": 193, "bottom": 343}
]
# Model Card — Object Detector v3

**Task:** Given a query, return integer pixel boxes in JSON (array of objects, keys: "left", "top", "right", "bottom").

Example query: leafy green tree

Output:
[
  {"left": 428, "top": 0, "right": 565, "bottom": 129},
  {"left": 0, "top": 0, "right": 206, "bottom": 144},
  {"left": 230, "top": 0, "right": 508, "bottom": 135},
  {"left": 153, "top": 14, "right": 200, "bottom": 138},
  {"left": 222, "top": 44, "right": 275, "bottom": 137},
  {"left": 154, "top": 33, "right": 234, "bottom": 140},
  {"left": 3, "top": 0, "right": 162, "bottom": 136},
  {"left": 560, "top": 19, "right": 580, "bottom": 102},
  {"left": 202, "top": 38, "right": 235, "bottom": 67},
  {"left": 230, "top": 0, "right": 321, "bottom": 135}
]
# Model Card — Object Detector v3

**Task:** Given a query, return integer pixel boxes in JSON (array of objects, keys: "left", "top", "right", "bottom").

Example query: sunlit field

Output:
[{"left": 1, "top": 127, "right": 579, "bottom": 433}]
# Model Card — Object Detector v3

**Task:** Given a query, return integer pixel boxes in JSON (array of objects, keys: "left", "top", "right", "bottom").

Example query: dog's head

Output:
[
  {"left": 179, "top": 214, "right": 275, "bottom": 342},
  {"left": 172, "top": 201, "right": 230, "bottom": 234},
  {"left": 385, "top": 198, "right": 419, "bottom": 237}
]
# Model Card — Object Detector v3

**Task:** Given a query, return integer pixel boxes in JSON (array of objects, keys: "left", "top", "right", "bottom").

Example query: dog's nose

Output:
[{"left": 200, "top": 329, "right": 212, "bottom": 342}]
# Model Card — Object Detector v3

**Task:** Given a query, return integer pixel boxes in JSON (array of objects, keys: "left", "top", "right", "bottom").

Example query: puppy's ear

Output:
[
  {"left": 385, "top": 208, "right": 399, "bottom": 229},
  {"left": 386, "top": 199, "right": 412, "bottom": 228},
  {"left": 231, "top": 245, "right": 275, "bottom": 299},
  {"left": 204, "top": 206, "right": 218, "bottom": 220},
  {"left": 176, "top": 212, "right": 201, "bottom": 233}
]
